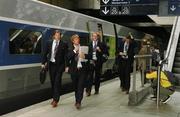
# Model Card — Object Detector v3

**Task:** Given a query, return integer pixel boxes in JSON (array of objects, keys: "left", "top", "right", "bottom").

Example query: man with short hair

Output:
[
  {"left": 118, "top": 35, "right": 134, "bottom": 94},
  {"left": 42, "top": 30, "right": 68, "bottom": 108},
  {"left": 85, "top": 32, "right": 107, "bottom": 96}
]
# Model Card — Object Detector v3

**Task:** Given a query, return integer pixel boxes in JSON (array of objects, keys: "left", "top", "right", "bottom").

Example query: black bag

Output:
[
  {"left": 164, "top": 71, "right": 177, "bottom": 86},
  {"left": 40, "top": 68, "right": 47, "bottom": 84},
  {"left": 101, "top": 42, "right": 109, "bottom": 63}
]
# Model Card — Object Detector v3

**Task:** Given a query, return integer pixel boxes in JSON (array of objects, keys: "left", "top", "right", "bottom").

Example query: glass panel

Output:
[{"left": 9, "top": 29, "right": 42, "bottom": 54}]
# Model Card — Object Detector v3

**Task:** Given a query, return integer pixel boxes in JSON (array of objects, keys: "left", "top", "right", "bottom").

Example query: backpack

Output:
[{"left": 164, "top": 71, "right": 177, "bottom": 85}]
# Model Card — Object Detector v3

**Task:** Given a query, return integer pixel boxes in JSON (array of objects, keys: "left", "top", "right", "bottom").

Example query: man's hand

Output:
[
  {"left": 96, "top": 47, "right": 101, "bottom": 52},
  {"left": 41, "top": 63, "right": 47, "bottom": 69},
  {"left": 65, "top": 67, "right": 69, "bottom": 73},
  {"left": 41, "top": 64, "right": 45, "bottom": 69},
  {"left": 74, "top": 46, "right": 79, "bottom": 53},
  {"left": 119, "top": 52, "right": 124, "bottom": 55}
]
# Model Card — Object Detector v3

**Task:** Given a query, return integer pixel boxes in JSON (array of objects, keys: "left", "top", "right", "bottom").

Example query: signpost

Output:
[
  {"left": 168, "top": 0, "right": 180, "bottom": 15},
  {"left": 100, "top": 0, "right": 158, "bottom": 15}
]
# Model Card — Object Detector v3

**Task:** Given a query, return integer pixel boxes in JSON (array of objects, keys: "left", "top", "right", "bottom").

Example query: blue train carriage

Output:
[
  {"left": 0, "top": 0, "right": 118, "bottom": 99},
  {"left": 0, "top": 19, "right": 53, "bottom": 97},
  {"left": 0, "top": 0, "right": 158, "bottom": 105}
]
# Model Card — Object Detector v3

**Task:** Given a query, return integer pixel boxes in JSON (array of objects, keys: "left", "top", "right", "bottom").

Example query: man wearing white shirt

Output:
[
  {"left": 85, "top": 32, "right": 107, "bottom": 96},
  {"left": 66, "top": 34, "right": 89, "bottom": 109},
  {"left": 42, "top": 30, "right": 68, "bottom": 108},
  {"left": 118, "top": 35, "right": 134, "bottom": 94}
]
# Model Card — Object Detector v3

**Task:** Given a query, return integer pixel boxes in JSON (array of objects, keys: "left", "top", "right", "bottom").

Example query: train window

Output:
[{"left": 9, "top": 29, "right": 42, "bottom": 54}]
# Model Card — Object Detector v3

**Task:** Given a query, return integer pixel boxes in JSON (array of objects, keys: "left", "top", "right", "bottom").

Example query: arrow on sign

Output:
[
  {"left": 102, "top": 7, "right": 109, "bottom": 15},
  {"left": 170, "top": 5, "right": 176, "bottom": 11},
  {"left": 102, "top": 0, "right": 110, "bottom": 4}
]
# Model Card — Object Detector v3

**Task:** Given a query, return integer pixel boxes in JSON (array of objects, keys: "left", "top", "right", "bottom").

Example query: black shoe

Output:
[
  {"left": 121, "top": 88, "right": 126, "bottom": 92},
  {"left": 162, "top": 96, "right": 171, "bottom": 104},
  {"left": 150, "top": 96, "right": 157, "bottom": 101},
  {"left": 94, "top": 91, "right": 99, "bottom": 95},
  {"left": 150, "top": 96, "right": 157, "bottom": 99}
]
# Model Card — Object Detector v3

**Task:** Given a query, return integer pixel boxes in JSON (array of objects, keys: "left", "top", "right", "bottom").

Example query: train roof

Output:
[{"left": 0, "top": 0, "right": 153, "bottom": 38}]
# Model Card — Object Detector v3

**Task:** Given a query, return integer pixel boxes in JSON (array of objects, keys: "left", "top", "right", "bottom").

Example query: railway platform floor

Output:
[{"left": 2, "top": 78, "right": 180, "bottom": 117}]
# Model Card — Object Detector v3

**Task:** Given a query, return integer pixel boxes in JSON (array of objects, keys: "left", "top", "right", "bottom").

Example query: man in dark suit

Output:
[
  {"left": 66, "top": 34, "right": 89, "bottom": 109},
  {"left": 41, "top": 30, "right": 67, "bottom": 108},
  {"left": 117, "top": 35, "right": 134, "bottom": 94},
  {"left": 85, "top": 32, "right": 107, "bottom": 96}
]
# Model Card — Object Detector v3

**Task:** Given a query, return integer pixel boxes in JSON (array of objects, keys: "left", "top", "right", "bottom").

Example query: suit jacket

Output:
[
  {"left": 67, "top": 46, "right": 89, "bottom": 74},
  {"left": 42, "top": 40, "right": 68, "bottom": 70},
  {"left": 117, "top": 41, "right": 134, "bottom": 65},
  {"left": 85, "top": 41, "right": 107, "bottom": 66}
]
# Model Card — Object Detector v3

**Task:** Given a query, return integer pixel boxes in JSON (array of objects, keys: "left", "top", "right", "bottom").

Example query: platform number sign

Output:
[
  {"left": 100, "top": 0, "right": 158, "bottom": 16},
  {"left": 168, "top": 0, "right": 180, "bottom": 15}
]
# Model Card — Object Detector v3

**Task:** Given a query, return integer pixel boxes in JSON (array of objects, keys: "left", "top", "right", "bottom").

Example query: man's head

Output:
[
  {"left": 53, "top": 30, "right": 61, "bottom": 40},
  {"left": 91, "top": 32, "right": 100, "bottom": 42},
  {"left": 124, "top": 35, "right": 132, "bottom": 43},
  {"left": 71, "top": 34, "right": 80, "bottom": 45}
]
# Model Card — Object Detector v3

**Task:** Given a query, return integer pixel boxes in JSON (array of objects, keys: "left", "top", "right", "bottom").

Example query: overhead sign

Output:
[
  {"left": 168, "top": 0, "right": 180, "bottom": 15},
  {"left": 100, "top": 0, "right": 158, "bottom": 15}
]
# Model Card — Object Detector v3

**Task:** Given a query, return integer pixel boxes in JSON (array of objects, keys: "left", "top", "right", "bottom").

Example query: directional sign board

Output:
[
  {"left": 100, "top": 0, "right": 158, "bottom": 16},
  {"left": 168, "top": 0, "right": 180, "bottom": 15}
]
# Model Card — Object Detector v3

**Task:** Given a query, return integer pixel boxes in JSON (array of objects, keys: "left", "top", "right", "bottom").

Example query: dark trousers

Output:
[
  {"left": 86, "top": 63, "right": 102, "bottom": 92},
  {"left": 119, "top": 59, "right": 131, "bottom": 91},
  {"left": 86, "top": 66, "right": 94, "bottom": 93},
  {"left": 49, "top": 62, "right": 63, "bottom": 102},
  {"left": 152, "top": 79, "right": 174, "bottom": 100},
  {"left": 71, "top": 69, "right": 86, "bottom": 103}
]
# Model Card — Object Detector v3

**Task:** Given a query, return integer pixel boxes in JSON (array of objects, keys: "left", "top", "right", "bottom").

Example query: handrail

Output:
[
  {"left": 157, "top": 62, "right": 162, "bottom": 109},
  {"left": 134, "top": 54, "right": 152, "bottom": 59},
  {"left": 163, "top": 16, "right": 180, "bottom": 71},
  {"left": 132, "top": 54, "right": 152, "bottom": 91},
  {"left": 164, "top": 16, "right": 179, "bottom": 60}
]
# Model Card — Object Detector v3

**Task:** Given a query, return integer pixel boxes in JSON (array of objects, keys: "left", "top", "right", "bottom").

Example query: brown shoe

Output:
[
  {"left": 75, "top": 103, "right": 81, "bottom": 110},
  {"left": 126, "top": 91, "right": 129, "bottom": 94},
  {"left": 51, "top": 100, "right": 55, "bottom": 105},
  {"left": 74, "top": 102, "right": 77, "bottom": 106},
  {"left": 52, "top": 101, "right": 58, "bottom": 108},
  {"left": 86, "top": 91, "right": 91, "bottom": 97}
]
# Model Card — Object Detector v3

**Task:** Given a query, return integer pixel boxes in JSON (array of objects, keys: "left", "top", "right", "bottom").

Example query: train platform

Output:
[{"left": 2, "top": 78, "right": 180, "bottom": 117}]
